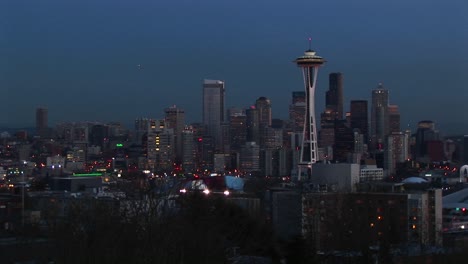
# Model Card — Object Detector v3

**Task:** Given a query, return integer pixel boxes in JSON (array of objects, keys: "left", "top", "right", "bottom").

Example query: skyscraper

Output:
[
  {"left": 289, "top": 91, "right": 306, "bottom": 133},
  {"left": 371, "top": 84, "right": 389, "bottom": 150},
  {"left": 326, "top": 73, "right": 344, "bottom": 120},
  {"left": 146, "top": 119, "right": 174, "bottom": 172},
  {"left": 350, "top": 100, "right": 369, "bottom": 143},
  {"left": 246, "top": 106, "right": 259, "bottom": 144},
  {"left": 292, "top": 91, "right": 306, "bottom": 104},
  {"left": 255, "top": 97, "right": 272, "bottom": 128},
  {"left": 229, "top": 112, "right": 247, "bottom": 152},
  {"left": 386, "top": 132, "right": 409, "bottom": 174},
  {"left": 134, "top": 118, "right": 151, "bottom": 144},
  {"left": 181, "top": 127, "right": 196, "bottom": 172},
  {"left": 202, "top": 79, "right": 225, "bottom": 151},
  {"left": 165, "top": 105, "right": 185, "bottom": 161},
  {"left": 333, "top": 120, "right": 354, "bottom": 162},
  {"left": 294, "top": 44, "right": 326, "bottom": 180},
  {"left": 414, "top": 120, "right": 440, "bottom": 162},
  {"left": 36, "top": 107, "right": 48, "bottom": 138},
  {"left": 388, "top": 105, "right": 401, "bottom": 133}
]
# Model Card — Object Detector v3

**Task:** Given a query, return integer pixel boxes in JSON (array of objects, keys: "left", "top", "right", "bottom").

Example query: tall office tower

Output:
[
  {"left": 345, "top": 112, "right": 351, "bottom": 127},
  {"left": 319, "top": 73, "right": 342, "bottom": 149},
  {"left": 289, "top": 91, "right": 306, "bottom": 133},
  {"left": 255, "top": 97, "right": 272, "bottom": 128},
  {"left": 74, "top": 125, "right": 88, "bottom": 143},
  {"left": 353, "top": 130, "right": 365, "bottom": 156},
  {"left": 229, "top": 112, "right": 247, "bottom": 152},
  {"left": 165, "top": 105, "right": 185, "bottom": 161},
  {"left": 135, "top": 118, "right": 152, "bottom": 144},
  {"left": 227, "top": 107, "right": 244, "bottom": 121},
  {"left": 260, "top": 149, "right": 275, "bottom": 177},
  {"left": 90, "top": 124, "right": 110, "bottom": 149},
  {"left": 221, "top": 122, "right": 231, "bottom": 153},
  {"left": 326, "top": 73, "right": 344, "bottom": 120},
  {"left": 189, "top": 122, "right": 207, "bottom": 169},
  {"left": 181, "top": 128, "right": 196, "bottom": 172},
  {"left": 414, "top": 120, "right": 440, "bottom": 162},
  {"left": 240, "top": 142, "right": 260, "bottom": 173},
  {"left": 255, "top": 97, "right": 272, "bottom": 149},
  {"left": 246, "top": 107, "right": 260, "bottom": 144},
  {"left": 371, "top": 84, "right": 389, "bottom": 150},
  {"left": 107, "top": 122, "right": 128, "bottom": 139},
  {"left": 318, "top": 114, "right": 335, "bottom": 148},
  {"left": 319, "top": 108, "right": 336, "bottom": 151},
  {"left": 350, "top": 100, "right": 369, "bottom": 143},
  {"left": 386, "top": 132, "right": 409, "bottom": 175},
  {"left": 261, "top": 127, "right": 283, "bottom": 149},
  {"left": 294, "top": 44, "right": 325, "bottom": 180},
  {"left": 388, "top": 105, "right": 401, "bottom": 133},
  {"left": 200, "top": 136, "right": 214, "bottom": 171},
  {"left": 202, "top": 79, "right": 225, "bottom": 151},
  {"left": 146, "top": 119, "right": 174, "bottom": 172},
  {"left": 334, "top": 120, "right": 354, "bottom": 162},
  {"left": 36, "top": 107, "right": 48, "bottom": 138},
  {"left": 292, "top": 91, "right": 306, "bottom": 104}
]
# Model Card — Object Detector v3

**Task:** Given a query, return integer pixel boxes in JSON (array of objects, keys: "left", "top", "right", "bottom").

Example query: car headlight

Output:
[
  {"left": 203, "top": 189, "right": 210, "bottom": 195},
  {"left": 223, "top": 190, "right": 230, "bottom": 196},
  {"left": 179, "top": 189, "right": 187, "bottom": 193}
]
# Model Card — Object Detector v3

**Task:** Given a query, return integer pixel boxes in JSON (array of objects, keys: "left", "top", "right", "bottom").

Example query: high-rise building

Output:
[
  {"left": 350, "top": 100, "right": 369, "bottom": 143},
  {"left": 90, "top": 124, "right": 109, "bottom": 149},
  {"left": 146, "top": 119, "right": 174, "bottom": 172},
  {"left": 240, "top": 142, "right": 260, "bottom": 173},
  {"left": 181, "top": 127, "right": 196, "bottom": 172},
  {"left": 334, "top": 120, "right": 354, "bottom": 162},
  {"left": 318, "top": 73, "right": 343, "bottom": 152},
  {"left": 203, "top": 79, "right": 225, "bottom": 151},
  {"left": 292, "top": 91, "right": 306, "bottom": 104},
  {"left": 36, "top": 107, "right": 48, "bottom": 138},
  {"left": 134, "top": 118, "right": 152, "bottom": 144},
  {"left": 294, "top": 44, "right": 325, "bottom": 180},
  {"left": 246, "top": 107, "right": 260, "bottom": 144},
  {"left": 414, "top": 120, "right": 440, "bottom": 162},
  {"left": 319, "top": 109, "right": 335, "bottom": 149},
  {"left": 227, "top": 107, "right": 244, "bottom": 121},
  {"left": 255, "top": 97, "right": 273, "bottom": 150},
  {"left": 326, "top": 73, "right": 344, "bottom": 120},
  {"left": 289, "top": 91, "right": 306, "bottom": 133},
  {"left": 261, "top": 127, "right": 283, "bottom": 150},
  {"left": 386, "top": 132, "right": 409, "bottom": 175},
  {"left": 353, "top": 130, "right": 365, "bottom": 158},
  {"left": 255, "top": 97, "right": 272, "bottom": 128},
  {"left": 165, "top": 105, "right": 185, "bottom": 161},
  {"left": 371, "top": 84, "right": 389, "bottom": 150},
  {"left": 229, "top": 113, "right": 247, "bottom": 152},
  {"left": 388, "top": 105, "right": 401, "bottom": 133}
]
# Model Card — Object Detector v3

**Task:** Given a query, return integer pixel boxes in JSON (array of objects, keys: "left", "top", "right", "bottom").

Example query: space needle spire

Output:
[{"left": 294, "top": 39, "right": 326, "bottom": 181}]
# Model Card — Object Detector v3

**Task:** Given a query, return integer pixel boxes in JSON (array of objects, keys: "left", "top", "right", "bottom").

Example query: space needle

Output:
[{"left": 294, "top": 39, "right": 325, "bottom": 181}]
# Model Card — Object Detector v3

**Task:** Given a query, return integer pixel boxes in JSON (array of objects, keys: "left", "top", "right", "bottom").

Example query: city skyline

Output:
[{"left": 1, "top": 1, "right": 467, "bottom": 134}]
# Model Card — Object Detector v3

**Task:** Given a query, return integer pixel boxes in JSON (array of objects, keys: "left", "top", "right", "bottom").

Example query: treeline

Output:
[{"left": 45, "top": 194, "right": 280, "bottom": 264}]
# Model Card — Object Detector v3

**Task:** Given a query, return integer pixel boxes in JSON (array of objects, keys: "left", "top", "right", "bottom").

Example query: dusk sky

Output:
[{"left": 1, "top": 0, "right": 467, "bottom": 134}]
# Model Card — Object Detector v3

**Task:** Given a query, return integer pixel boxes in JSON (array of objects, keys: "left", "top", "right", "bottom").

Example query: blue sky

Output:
[{"left": 1, "top": 0, "right": 467, "bottom": 134}]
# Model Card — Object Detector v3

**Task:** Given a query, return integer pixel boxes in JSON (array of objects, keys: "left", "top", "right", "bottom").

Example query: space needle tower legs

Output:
[{"left": 294, "top": 40, "right": 326, "bottom": 181}]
